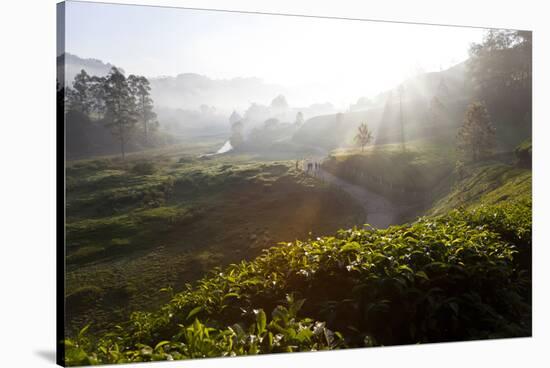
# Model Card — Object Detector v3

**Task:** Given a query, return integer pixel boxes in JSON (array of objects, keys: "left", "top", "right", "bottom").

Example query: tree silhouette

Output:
[
  {"left": 457, "top": 102, "right": 496, "bottom": 162},
  {"left": 67, "top": 69, "right": 91, "bottom": 115},
  {"left": 354, "top": 122, "right": 374, "bottom": 152},
  {"left": 128, "top": 75, "right": 156, "bottom": 145},
  {"left": 103, "top": 67, "right": 138, "bottom": 160},
  {"left": 88, "top": 75, "right": 107, "bottom": 119}
]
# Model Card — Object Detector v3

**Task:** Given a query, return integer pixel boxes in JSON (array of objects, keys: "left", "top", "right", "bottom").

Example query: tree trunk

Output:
[
  {"left": 119, "top": 120, "right": 125, "bottom": 160},
  {"left": 142, "top": 96, "right": 148, "bottom": 145},
  {"left": 144, "top": 118, "right": 148, "bottom": 145}
]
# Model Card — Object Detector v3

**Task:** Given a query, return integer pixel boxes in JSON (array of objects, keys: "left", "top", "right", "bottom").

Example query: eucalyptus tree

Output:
[
  {"left": 67, "top": 69, "right": 92, "bottom": 115},
  {"left": 88, "top": 75, "right": 107, "bottom": 120},
  {"left": 128, "top": 75, "right": 156, "bottom": 145},
  {"left": 103, "top": 67, "right": 138, "bottom": 160}
]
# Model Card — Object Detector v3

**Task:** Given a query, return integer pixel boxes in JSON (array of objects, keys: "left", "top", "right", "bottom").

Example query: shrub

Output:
[
  {"left": 65, "top": 295, "right": 342, "bottom": 365},
  {"left": 515, "top": 139, "right": 532, "bottom": 168},
  {"left": 131, "top": 161, "right": 156, "bottom": 175},
  {"left": 65, "top": 202, "right": 531, "bottom": 364}
]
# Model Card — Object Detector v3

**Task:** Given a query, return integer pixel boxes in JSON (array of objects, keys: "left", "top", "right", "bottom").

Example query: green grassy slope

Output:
[
  {"left": 65, "top": 165, "right": 532, "bottom": 365},
  {"left": 429, "top": 162, "right": 531, "bottom": 215},
  {"left": 65, "top": 153, "right": 364, "bottom": 335},
  {"left": 323, "top": 139, "right": 455, "bottom": 200}
]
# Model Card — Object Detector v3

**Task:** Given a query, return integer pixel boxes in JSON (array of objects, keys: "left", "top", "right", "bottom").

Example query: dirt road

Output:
[{"left": 319, "top": 168, "right": 397, "bottom": 228}]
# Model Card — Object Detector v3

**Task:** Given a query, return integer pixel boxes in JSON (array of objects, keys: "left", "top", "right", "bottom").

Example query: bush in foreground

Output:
[{"left": 65, "top": 200, "right": 531, "bottom": 365}]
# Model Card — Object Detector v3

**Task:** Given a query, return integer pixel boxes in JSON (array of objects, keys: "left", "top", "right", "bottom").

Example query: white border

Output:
[{"left": 1, "top": 1, "right": 548, "bottom": 367}]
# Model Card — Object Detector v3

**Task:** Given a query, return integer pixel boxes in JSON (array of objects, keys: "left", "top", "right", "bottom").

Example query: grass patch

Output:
[
  {"left": 429, "top": 162, "right": 531, "bottom": 215},
  {"left": 65, "top": 152, "right": 364, "bottom": 335},
  {"left": 324, "top": 140, "right": 455, "bottom": 201}
]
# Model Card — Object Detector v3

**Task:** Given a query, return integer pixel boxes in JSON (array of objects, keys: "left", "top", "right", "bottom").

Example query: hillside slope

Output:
[
  {"left": 292, "top": 63, "right": 471, "bottom": 152},
  {"left": 65, "top": 167, "right": 532, "bottom": 365},
  {"left": 65, "top": 153, "right": 364, "bottom": 335}
]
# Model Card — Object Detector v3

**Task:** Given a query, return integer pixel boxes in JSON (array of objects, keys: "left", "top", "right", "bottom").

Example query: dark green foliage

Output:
[
  {"left": 468, "top": 30, "right": 531, "bottom": 109},
  {"left": 131, "top": 161, "right": 156, "bottom": 176},
  {"left": 103, "top": 67, "right": 139, "bottom": 160},
  {"left": 65, "top": 200, "right": 531, "bottom": 364},
  {"left": 66, "top": 69, "right": 92, "bottom": 115},
  {"left": 467, "top": 30, "right": 532, "bottom": 148},
  {"left": 323, "top": 141, "right": 454, "bottom": 202},
  {"left": 430, "top": 162, "right": 531, "bottom": 216},
  {"left": 128, "top": 75, "right": 157, "bottom": 145},
  {"left": 457, "top": 102, "right": 496, "bottom": 162},
  {"left": 515, "top": 139, "right": 532, "bottom": 168},
  {"left": 65, "top": 295, "right": 342, "bottom": 365},
  {"left": 458, "top": 199, "right": 531, "bottom": 273},
  {"left": 67, "top": 286, "right": 105, "bottom": 313},
  {"left": 63, "top": 67, "right": 160, "bottom": 159}
]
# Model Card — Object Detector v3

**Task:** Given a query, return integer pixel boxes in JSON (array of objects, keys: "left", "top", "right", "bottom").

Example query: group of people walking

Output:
[{"left": 296, "top": 159, "right": 322, "bottom": 175}]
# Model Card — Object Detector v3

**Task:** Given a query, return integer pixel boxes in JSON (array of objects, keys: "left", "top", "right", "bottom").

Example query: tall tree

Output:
[
  {"left": 88, "top": 75, "right": 107, "bottom": 120},
  {"left": 103, "top": 67, "right": 138, "bottom": 160},
  {"left": 354, "top": 122, "right": 373, "bottom": 152},
  {"left": 128, "top": 75, "right": 156, "bottom": 145},
  {"left": 468, "top": 30, "right": 532, "bottom": 114},
  {"left": 67, "top": 69, "right": 92, "bottom": 114},
  {"left": 457, "top": 102, "right": 496, "bottom": 162}
]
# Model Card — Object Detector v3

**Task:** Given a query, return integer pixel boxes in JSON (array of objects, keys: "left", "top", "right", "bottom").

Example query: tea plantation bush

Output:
[
  {"left": 131, "top": 161, "right": 157, "bottom": 175},
  {"left": 65, "top": 200, "right": 531, "bottom": 365}
]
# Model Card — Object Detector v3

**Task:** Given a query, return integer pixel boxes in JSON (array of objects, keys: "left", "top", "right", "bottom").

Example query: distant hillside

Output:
[
  {"left": 293, "top": 60, "right": 529, "bottom": 152},
  {"left": 149, "top": 74, "right": 288, "bottom": 111},
  {"left": 293, "top": 63, "right": 470, "bottom": 150},
  {"left": 57, "top": 53, "right": 123, "bottom": 86}
]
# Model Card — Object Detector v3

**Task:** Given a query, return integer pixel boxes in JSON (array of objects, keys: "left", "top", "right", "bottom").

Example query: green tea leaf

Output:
[{"left": 186, "top": 306, "right": 203, "bottom": 321}]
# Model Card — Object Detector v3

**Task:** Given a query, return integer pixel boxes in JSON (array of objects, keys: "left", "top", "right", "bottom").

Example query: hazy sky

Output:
[{"left": 64, "top": 1, "right": 486, "bottom": 107}]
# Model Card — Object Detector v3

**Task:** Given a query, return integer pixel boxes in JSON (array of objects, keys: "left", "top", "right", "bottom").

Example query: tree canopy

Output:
[
  {"left": 354, "top": 122, "right": 373, "bottom": 152},
  {"left": 65, "top": 67, "right": 157, "bottom": 159},
  {"left": 457, "top": 101, "right": 496, "bottom": 162}
]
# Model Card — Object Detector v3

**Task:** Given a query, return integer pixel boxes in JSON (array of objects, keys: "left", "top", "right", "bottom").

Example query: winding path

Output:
[
  {"left": 300, "top": 145, "right": 420, "bottom": 228},
  {"left": 318, "top": 168, "right": 397, "bottom": 228}
]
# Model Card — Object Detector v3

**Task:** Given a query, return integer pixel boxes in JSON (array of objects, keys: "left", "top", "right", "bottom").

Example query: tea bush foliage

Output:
[{"left": 65, "top": 198, "right": 531, "bottom": 365}]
